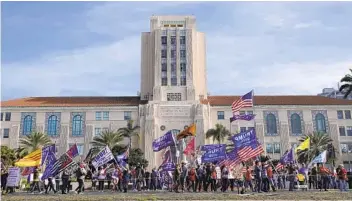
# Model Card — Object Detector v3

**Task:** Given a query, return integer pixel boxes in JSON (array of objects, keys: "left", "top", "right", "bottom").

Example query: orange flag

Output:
[{"left": 176, "top": 124, "right": 196, "bottom": 141}]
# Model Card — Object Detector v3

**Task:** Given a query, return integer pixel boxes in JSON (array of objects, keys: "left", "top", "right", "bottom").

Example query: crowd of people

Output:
[{"left": 0, "top": 160, "right": 350, "bottom": 195}]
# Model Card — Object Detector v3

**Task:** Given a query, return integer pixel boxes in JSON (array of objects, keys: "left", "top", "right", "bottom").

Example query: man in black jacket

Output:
[
  {"left": 61, "top": 169, "right": 70, "bottom": 194},
  {"left": 254, "top": 161, "right": 262, "bottom": 193}
]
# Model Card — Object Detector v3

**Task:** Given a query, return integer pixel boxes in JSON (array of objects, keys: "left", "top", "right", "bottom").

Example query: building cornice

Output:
[{"left": 1, "top": 106, "right": 139, "bottom": 111}]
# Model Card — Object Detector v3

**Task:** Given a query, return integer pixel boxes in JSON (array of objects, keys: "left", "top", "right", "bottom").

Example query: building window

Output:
[
  {"left": 124, "top": 111, "right": 132, "bottom": 120},
  {"left": 162, "top": 63, "right": 167, "bottom": 71},
  {"left": 341, "top": 143, "right": 348, "bottom": 153},
  {"left": 337, "top": 110, "right": 344, "bottom": 119},
  {"left": 95, "top": 128, "right": 101, "bottom": 136},
  {"left": 103, "top": 112, "right": 109, "bottom": 121},
  {"left": 274, "top": 143, "right": 281, "bottom": 154},
  {"left": 339, "top": 126, "right": 346, "bottom": 136},
  {"left": 315, "top": 113, "right": 326, "bottom": 133},
  {"left": 76, "top": 144, "right": 84, "bottom": 155},
  {"left": 171, "top": 50, "right": 176, "bottom": 59},
  {"left": 240, "top": 127, "right": 246, "bottom": 133},
  {"left": 47, "top": 115, "right": 58, "bottom": 136},
  {"left": 180, "top": 78, "right": 186, "bottom": 86},
  {"left": 170, "top": 36, "right": 176, "bottom": 45},
  {"left": 180, "top": 63, "right": 186, "bottom": 86},
  {"left": 102, "top": 127, "right": 109, "bottom": 133},
  {"left": 247, "top": 111, "right": 253, "bottom": 115},
  {"left": 180, "top": 50, "right": 186, "bottom": 58},
  {"left": 180, "top": 36, "right": 186, "bottom": 45},
  {"left": 95, "top": 112, "right": 102, "bottom": 121},
  {"left": 266, "top": 144, "right": 273, "bottom": 154},
  {"left": 217, "top": 111, "right": 225, "bottom": 120},
  {"left": 347, "top": 127, "right": 352, "bottom": 136},
  {"left": 161, "top": 36, "right": 167, "bottom": 45},
  {"left": 72, "top": 115, "right": 83, "bottom": 136},
  {"left": 161, "top": 78, "right": 168, "bottom": 86},
  {"left": 167, "top": 93, "right": 181, "bottom": 101},
  {"left": 239, "top": 111, "right": 246, "bottom": 115},
  {"left": 180, "top": 63, "right": 186, "bottom": 73},
  {"left": 23, "top": 115, "right": 33, "bottom": 136},
  {"left": 248, "top": 127, "right": 255, "bottom": 131},
  {"left": 171, "top": 63, "right": 176, "bottom": 71},
  {"left": 345, "top": 110, "right": 351, "bottom": 119},
  {"left": 266, "top": 113, "right": 277, "bottom": 135},
  {"left": 290, "top": 113, "right": 302, "bottom": 135},
  {"left": 3, "top": 128, "right": 9, "bottom": 138},
  {"left": 171, "top": 78, "right": 177, "bottom": 86},
  {"left": 161, "top": 49, "right": 167, "bottom": 58},
  {"left": 5, "top": 112, "right": 11, "bottom": 121},
  {"left": 0, "top": 113, "right": 3, "bottom": 121}
]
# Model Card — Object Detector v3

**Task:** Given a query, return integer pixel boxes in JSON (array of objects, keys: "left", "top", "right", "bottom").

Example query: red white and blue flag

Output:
[{"left": 231, "top": 90, "right": 254, "bottom": 114}]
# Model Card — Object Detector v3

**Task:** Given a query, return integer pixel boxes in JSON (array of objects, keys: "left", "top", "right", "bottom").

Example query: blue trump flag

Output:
[
  {"left": 201, "top": 144, "right": 227, "bottom": 163},
  {"left": 280, "top": 148, "right": 295, "bottom": 165},
  {"left": 41, "top": 152, "right": 57, "bottom": 180},
  {"left": 41, "top": 144, "right": 56, "bottom": 166},
  {"left": 230, "top": 114, "right": 255, "bottom": 123},
  {"left": 201, "top": 144, "right": 225, "bottom": 152},
  {"left": 152, "top": 131, "right": 175, "bottom": 152}
]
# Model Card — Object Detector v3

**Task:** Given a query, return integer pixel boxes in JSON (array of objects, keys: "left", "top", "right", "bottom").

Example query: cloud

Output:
[{"left": 2, "top": 2, "right": 352, "bottom": 100}]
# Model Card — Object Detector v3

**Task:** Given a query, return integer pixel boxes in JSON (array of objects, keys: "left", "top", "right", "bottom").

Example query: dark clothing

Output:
[
  {"left": 45, "top": 177, "right": 57, "bottom": 193},
  {"left": 254, "top": 166, "right": 262, "bottom": 193}
]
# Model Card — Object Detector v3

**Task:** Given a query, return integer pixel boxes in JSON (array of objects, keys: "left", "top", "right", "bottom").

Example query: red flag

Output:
[{"left": 183, "top": 138, "right": 195, "bottom": 155}]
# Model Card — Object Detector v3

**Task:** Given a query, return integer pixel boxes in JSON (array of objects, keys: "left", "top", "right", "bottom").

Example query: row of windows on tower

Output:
[
  {"left": 161, "top": 36, "right": 186, "bottom": 45},
  {"left": 161, "top": 63, "right": 186, "bottom": 86},
  {"left": 161, "top": 50, "right": 186, "bottom": 59},
  {"left": 218, "top": 111, "right": 328, "bottom": 135}
]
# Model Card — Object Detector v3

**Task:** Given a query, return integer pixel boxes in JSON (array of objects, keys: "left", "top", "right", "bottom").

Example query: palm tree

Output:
[
  {"left": 296, "top": 131, "right": 336, "bottom": 164},
  {"left": 91, "top": 130, "right": 124, "bottom": 153},
  {"left": 205, "top": 124, "right": 231, "bottom": 144},
  {"left": 19, "top": 132, "right": 52, "bottom": 154},
  {"left": 339, "top": 69, "right": 352, "bottom": 99},
  {"left": 117, "top": 120, "right": 140, "bottom": 148}
]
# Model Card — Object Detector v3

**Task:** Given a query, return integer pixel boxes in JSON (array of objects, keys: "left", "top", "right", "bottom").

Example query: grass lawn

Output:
[{"left": 2, "top": 191, "right": 352, "bottom": 201}]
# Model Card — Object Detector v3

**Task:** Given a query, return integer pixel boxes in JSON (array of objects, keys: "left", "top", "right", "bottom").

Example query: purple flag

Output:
[
  {"left": 160, "top": 162, "right": 176, "bottom": 171},
  {"left": 230, "top": 114, "right": 256, "bottom": 123},
  {"left": 41, "top": 152, "right": 57, "bottom": 180},
  {"left": 201, "top": 145, "right": 227, "bottom": 163},
  {"left": 201, "top": 144, "right": 226, "bottom": 152},
  {"left": 280, "top": 148, "right": 294, "bottom": 164},
  {"left": 231, "top": 128, "right": 258, "bottom": 149},
  {"left": 41, "top": 144, "right": 56, "bottom": 166},
  {"left": 152, "top": 131, "right": 175, "bottom": 152}
]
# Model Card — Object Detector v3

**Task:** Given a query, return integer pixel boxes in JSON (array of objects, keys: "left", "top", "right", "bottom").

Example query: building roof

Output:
[
  {"left": 1, "top": 95, "right": 351, "bottom": 108},
  {"left": 1, "top": 96, "right": 147, "bottom": 107},
  {"left": 201, "top": 95, "right": 352, "bottom": 106}
]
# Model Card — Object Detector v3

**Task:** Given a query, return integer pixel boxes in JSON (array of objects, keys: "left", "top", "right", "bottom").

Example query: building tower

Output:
[{"left": 140, "top": 15, "right": 207, "bottom": 102}]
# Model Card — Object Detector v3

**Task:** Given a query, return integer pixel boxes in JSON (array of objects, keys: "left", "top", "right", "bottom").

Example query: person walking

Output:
[
  {"left": 173, "top": 164, "right": 181, "bottom": 193},
  {"left": 267, "top": 163, "right": 276, "bottom": 192},
  {"left": 254, "top": 161, "right": 262, "bottom": 193},
  {"left": 245, "top": 166, "right": 254, "bottom": 192},
  {"left": 221, "top": 165, "right": 229, "bottom": 192},
  {"left": 195, "top": 165, "right": 204, "bottom": 192},
  {"left": 188, "top": 166, "right": 196, "bottom": 192},
  {"left": 30, "top": 167, "right": 42, "bottom": 194},
  {"left": 75, "top": 163, "right": 87, "bottom": 194},
  {"left": 337, "top": 164, "right": 348, "bottom": 191},
  {"left": 97, "top": 166, "right": 106, "bottom": 192},
  {"left": 180, "top": 162, "right": 188, "bottom": 193},
  {"left": 150, "top": 168, "right": 158, "bottom": 191},
  {"left": 44, "top": 174, "right": 57, "bottom": 194},
  {"left": 61, "top": 169, "right": 70, "bottom": 194},
  {"left": 318, "top": 163, "right": 329, "bottom": 191}
]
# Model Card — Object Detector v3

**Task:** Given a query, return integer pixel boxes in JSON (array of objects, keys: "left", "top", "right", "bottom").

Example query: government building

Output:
[{"left": 1, "top": 16, "right": 352, "bottom": 169}]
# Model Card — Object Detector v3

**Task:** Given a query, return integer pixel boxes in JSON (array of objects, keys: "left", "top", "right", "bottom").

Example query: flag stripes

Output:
[
  {"left": 231, "top": 91, "right": 253, "bottom": 114},
  {"left": 237, "top": 144, "right": 264, "bottom": 161}
]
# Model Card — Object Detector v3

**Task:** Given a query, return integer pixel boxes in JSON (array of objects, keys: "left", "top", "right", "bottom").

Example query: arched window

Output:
[
  {"left": 47, "top": 115, "right": 58, "bottom": 136},
  {"left": 23, "top": 115, "right": 33, "bottom": 135},
  {"left": 72, "top": 115, "right": 83, "bottom": 136},
  {"left": 315, "top": 113, "right": 326, "bottom": 133},
  {"left": 266, "top": 113, "right": 277, "bottom": 135},
  {"left": 291, "top": 113, "right": 302, "bottom": 135}
]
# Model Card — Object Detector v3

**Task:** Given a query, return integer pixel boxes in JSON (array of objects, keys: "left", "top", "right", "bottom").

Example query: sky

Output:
[{"left": 2, "top": 1, "right": 352, "bottom": 101}]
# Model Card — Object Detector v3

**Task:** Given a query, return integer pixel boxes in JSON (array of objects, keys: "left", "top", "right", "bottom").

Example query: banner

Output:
[
  {"left": 41, "top": 151, "right": 58, "bottom": 180},
  {"left": 65, "top": 162, "right": 80, "bottom": 175},
  {"left": 308, "top": 150, "right": 327, "bottom": 167},
  {"left": 160, "top": 162, "right": 176, "bottom": 171},
  {"left": 201, "top": 145, "right": 227, "bottom": 163},
  {"left": 201, "top": 144, "right": 226, "bottom": 152},
  {"left": 152, "top": 131, "right": 175, "bottom": 152},
  {"left": 231, "top": 128, "right": 258, "bottom": 149},
  {"left": 92, "top": 146, "right": 115, "bottom": 168},
  {"left": 41, "top": 144, "right": 56, "bottom": 166},
  {"left": 230, "top": 114, "right": 255, "bottom": 122},
  {"left": 7, "top": 167, "right": 21, "bottom": 187}
]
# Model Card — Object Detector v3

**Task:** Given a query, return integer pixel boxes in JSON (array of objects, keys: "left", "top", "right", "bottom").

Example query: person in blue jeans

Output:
[{"left": 337, "top": 164, "right": 348, "bottom": 191}]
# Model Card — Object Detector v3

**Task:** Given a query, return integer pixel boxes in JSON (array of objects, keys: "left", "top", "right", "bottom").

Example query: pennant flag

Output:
[
  {"left": 152, "top": 131, "right": 176, "bottom": 152},
  {"left": 231, "top": 129, "right": 264, "bottom": 161},
  {"left": 176, "top": 124, "right": 196, "bottom": 141},
  {"left": 230, "top": 114, "right": 255, "bottom": 123},
  {"left": 295, "top": 137, "right": 310, "bottom": 153},
  {"left": 308, "top": 150, "right": 327, "bottom": 167},
  {"left": 15, "top": 149, "right": 42, "bottom": 167},
  {"left": 280, "top": 148, "right": 295, "bottom": 165},
  {"left": 92, "top": 146, "right": 115, "bottom": 169},
  {"left": 231, "top": 90, "right": 253, "bottom": 114},
  {"left": 183, "top": 138, "right": 195, "bottom": 155}
]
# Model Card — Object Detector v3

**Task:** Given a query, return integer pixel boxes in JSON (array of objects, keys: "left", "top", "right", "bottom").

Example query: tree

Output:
[
  {"left": 206, "top": 124, "right": 231, "bottom": 144},
  {"left": 127, "top": 148, "right": 149, "bottom": 168},
  {"left": 118, "top": 120, "right": 140, "bottom": 148},
  {"left": 339, "top": 69, "right": 352, "bottom": 99},
  {"left": 91, "top": 130, "right": 124, "bottom": 154},
  {"left": 0, "top": 146, "right": 17, "bottom": 166},
  {"left": 296, "top": 132, "right": 336, "bottom": 164},
  {"left": 19, "top": 132, "right": 52, "bottom": 154}
]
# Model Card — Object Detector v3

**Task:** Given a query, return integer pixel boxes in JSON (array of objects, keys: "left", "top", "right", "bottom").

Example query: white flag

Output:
[
  {"left": 308, "top": 150, "right": 327, "bottom": 168},
  {"left": 92, "top": 146, "right": 114, "bottom": 168}
]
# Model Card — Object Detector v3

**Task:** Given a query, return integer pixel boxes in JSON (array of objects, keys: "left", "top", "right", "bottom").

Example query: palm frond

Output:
[{"left": 19, "top": 132, "right": 52, "bottom": 154}]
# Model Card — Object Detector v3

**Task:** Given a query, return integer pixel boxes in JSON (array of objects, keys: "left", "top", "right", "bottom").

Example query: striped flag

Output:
[
  {"left": 231, "top": 90, "right": 254, "bottom": 114},
  {"left": 237, "top": 142, "right": 264, "bottom": 162},
  {"left": 276, "top": 162, "right": 284, "bottom": 170}
]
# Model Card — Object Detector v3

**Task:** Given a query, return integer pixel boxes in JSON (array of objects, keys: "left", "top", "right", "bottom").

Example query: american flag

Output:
[
  {"left": 237, "top": 141, "right": 264, "bottom": 162},
  {"left": 276, "top": 162, "right": 284, "bottom": 170},
  {"left": 231, "top": 90, "right": 254, "bottom": 114}
]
